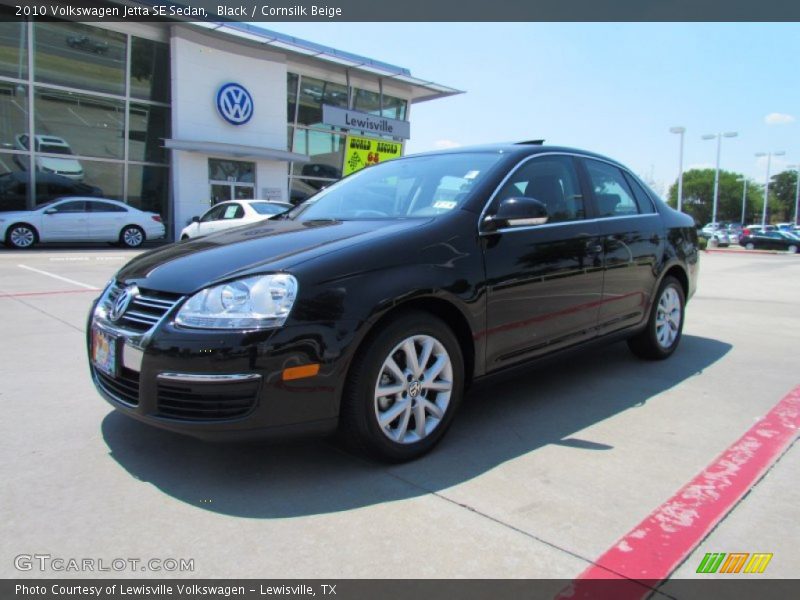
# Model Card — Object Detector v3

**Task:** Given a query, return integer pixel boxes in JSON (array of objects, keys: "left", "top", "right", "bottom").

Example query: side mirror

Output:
[
  {"left": 191, "top": 216, "right": 200, "bottom": 223},
  {"left": 43, "top": 208, "right": 57, "bottom": 215},
  {"left": 483, "top": 197, "right": 548, "bottom": 231}
]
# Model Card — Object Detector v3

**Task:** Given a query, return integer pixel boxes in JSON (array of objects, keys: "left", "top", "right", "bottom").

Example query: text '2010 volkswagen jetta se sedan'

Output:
[{"left": 88, "top": 143, "right": 698, "bottom": 461}]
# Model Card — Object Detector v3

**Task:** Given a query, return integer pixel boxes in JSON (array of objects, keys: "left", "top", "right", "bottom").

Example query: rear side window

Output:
[
  {"left": 88, "top": 201, "right": 127, "bottom": 213},
  {"left": 494, "top": 155, "right": 585, "bottom": 223},
  {"left": 251, "top": 203, "right": 285, "bottom": 215},
  {"left": 622, "top": 172, "right": 657, "bottom": 214},
  {"left": 584, "top": 159, "right": 642, "bottom": 217}
]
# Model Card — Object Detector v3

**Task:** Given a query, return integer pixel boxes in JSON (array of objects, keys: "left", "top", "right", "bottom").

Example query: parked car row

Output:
[
  {"left": 739, "top": 229, "right": 800, "bottom": 253},
  {"left": 1, "top": 197, "right": 293, "bottom": 249}
]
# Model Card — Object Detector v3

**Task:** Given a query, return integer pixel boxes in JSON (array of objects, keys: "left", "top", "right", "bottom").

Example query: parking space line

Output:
[
  {"left": 17, "top": 264, "right": 99, "bottom": 290},
  {"left": 557, "top": 385, "right": 800, "bottom": 599},
  {"left": 0, "top": 288, "right": 99, "bottom": 299}
]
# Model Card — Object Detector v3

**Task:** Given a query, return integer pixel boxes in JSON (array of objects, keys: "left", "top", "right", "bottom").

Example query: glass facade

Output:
[
  {"left": 0, "top": 18, "right": 171, "bottom": 235},
  {"left": 286, "top": 72, "right": 408, "bottom": 205}
]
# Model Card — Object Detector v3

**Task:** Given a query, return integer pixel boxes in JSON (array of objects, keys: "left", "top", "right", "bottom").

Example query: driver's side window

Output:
[
  {"left": 201, "top": 205, "right": 226, "bottom": 222},
  {"left": 494, "top": 156, "right": 584, "bottom": 223}
]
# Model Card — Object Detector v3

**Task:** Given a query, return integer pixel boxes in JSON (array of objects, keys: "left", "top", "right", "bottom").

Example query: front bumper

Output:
[{"left": 87, "top": 300, "right": 356, "bottom": 441}]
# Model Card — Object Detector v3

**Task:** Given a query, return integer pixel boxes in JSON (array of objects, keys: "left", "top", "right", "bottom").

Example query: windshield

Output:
[{"left": 287, "top": 152, "right": 503, "bottom": 221}]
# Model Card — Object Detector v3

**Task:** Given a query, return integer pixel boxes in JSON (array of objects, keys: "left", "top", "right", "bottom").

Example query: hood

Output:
[{"left": 116, "top": 218, "right": 431, "bottom": 294}]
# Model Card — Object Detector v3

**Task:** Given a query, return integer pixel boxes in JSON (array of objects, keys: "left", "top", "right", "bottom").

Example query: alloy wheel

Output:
[
  {"left": 122, "top": 227, "right": 144, "bottom": 247},
  {"left": 373, "top": 334, "right": 453, "bottom": 444},
  {"left": 655, "top": 286, "right": 682, "bottom": 349},
  {"left": 9, "top": 226, "right": 35, "bottom": 248}
]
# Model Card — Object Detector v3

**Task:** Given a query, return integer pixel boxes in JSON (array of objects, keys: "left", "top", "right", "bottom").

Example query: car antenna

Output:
[{"left": 516, "top": 139, "right": 545, "bottom": 145}]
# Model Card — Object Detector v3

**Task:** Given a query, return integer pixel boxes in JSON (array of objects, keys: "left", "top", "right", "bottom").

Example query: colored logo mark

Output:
[
  {"left": 216, "top": 83, "right": 254, "bottom": 125},
  {"left": 696, "top": 552, "right": 773, "bottom": 574}
]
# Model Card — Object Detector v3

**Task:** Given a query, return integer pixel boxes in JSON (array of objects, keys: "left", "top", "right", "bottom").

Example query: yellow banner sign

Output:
[{"left": 342, "top": 135, "right": 403, "bottom": 176}]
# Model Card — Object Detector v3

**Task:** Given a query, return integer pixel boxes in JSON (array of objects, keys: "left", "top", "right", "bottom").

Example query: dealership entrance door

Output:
[{"left": 208, "top": 158, "right": 255, "bottom": 205}]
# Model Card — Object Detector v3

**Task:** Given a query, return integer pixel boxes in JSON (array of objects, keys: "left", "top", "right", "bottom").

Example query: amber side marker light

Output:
[{"left": 282, "top": 364, "right": 321, "bottom": 381}]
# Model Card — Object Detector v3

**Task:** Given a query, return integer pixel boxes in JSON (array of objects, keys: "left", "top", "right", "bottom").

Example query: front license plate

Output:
[{"left": 92, "top": 327, "right": 117, "bottom": 377}]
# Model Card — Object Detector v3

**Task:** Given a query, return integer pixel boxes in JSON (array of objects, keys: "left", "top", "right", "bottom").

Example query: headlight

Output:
[{"left": 175, "top": 274, "right": 298, "bottom": 330}]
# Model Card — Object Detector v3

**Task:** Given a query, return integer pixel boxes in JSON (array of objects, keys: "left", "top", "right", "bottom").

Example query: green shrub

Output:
[{"left": 698, "top": 237, "right": 708, "bottom": 250}]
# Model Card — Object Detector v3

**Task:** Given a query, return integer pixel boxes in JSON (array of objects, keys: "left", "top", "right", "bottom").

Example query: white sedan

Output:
[
  {"left": 0, "top": 197, "right": 165, "bottom": 249},
  {"left": 179, "top": 200, "right": 293, "bottom": 240}
]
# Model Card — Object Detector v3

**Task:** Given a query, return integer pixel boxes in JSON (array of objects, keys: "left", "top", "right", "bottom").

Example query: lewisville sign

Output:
[{"left": 322, "top": 105, "right": 410, "bottom": 140}]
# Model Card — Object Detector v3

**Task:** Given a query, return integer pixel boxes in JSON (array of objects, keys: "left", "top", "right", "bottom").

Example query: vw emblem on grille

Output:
[
  {"left": 216, "top": 83, "right": 253, "bottom": 125},
  {"left": 110, "top": 286, "right": 136, "bottom": 322}
]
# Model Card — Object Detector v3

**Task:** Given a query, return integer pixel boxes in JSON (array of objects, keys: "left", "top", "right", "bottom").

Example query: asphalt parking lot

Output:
[{"left": 1, "top": 247, "right": 798, "bottom": 584}]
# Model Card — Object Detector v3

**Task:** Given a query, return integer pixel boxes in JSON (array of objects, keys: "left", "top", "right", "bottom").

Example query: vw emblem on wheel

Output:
[
  {"left": 216, "top": 83, "right": 254, "bottom": 125},
  {"left": 408, "top": 380, "right": 421, "bottom": 398},
  {"left": 110, "top": 286, "right": 136, "bottom": 322}
]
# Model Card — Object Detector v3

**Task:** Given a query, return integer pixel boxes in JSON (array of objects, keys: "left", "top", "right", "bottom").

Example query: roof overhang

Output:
[
  {"left": 186, "top": 21, "right": 463, "bottom": 103},
  {"left": 164, "top": 139, "right": 310, "bottom": 162}
]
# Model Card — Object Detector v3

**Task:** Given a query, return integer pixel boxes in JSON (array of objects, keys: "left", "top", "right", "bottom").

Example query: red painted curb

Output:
[{"left": 556, "top": 385, "right": 800, "bottom": 600}]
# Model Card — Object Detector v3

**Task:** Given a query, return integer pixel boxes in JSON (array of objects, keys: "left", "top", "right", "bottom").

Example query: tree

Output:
[
  {"left": 667, "top": 169, "right": 763, "bottom": 226},
  {"left": 769, "top": 170, "right": 798, "bottom": 224}
]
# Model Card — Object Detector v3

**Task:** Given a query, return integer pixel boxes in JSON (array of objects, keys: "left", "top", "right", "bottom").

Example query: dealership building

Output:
[{"left": 0, "top": 13, "right": 460, "bottom": 239}]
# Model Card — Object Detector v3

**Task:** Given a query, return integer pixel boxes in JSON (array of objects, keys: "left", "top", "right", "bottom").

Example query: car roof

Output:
[{"left": 407, "top": 142, "right": 629, "bottom": 168}]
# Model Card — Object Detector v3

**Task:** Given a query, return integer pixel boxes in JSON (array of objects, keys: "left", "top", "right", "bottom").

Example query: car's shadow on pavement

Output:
[{"left": 101, "top": 334, "right": 731, "bottom": 518}]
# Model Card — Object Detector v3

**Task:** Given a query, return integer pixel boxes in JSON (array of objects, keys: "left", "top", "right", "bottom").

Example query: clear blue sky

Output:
[{"left": 259, "top": 22, "right": 799, "bottom": 196}]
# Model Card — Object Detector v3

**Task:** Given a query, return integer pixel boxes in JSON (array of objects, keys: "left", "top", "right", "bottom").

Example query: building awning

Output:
[{"left": 164, "top": 139, "right": 310, "bottom": 163}]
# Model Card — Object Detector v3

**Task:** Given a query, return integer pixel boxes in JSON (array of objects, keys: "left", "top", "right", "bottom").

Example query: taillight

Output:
[{"left": 151, "top": 215, "right": 162, "bottom": 223}]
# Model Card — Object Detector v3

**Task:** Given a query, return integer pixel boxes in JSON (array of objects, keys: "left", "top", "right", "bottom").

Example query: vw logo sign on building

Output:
[{"left": 216, "top": 83, "right": 254, "bottom": 125}]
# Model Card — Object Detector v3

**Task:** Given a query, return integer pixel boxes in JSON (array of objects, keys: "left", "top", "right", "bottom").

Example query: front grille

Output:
[
  {"left": 103, "top": 284, "right": 182, "bottom": 334},
  {"left": 156, "top": 379, "right": 259, "bottom": 421},
  {"left": 94, "top": 367, "right": 140, "bottom": 407}
]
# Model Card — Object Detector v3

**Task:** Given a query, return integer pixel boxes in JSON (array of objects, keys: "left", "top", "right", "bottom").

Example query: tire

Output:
[
  {"left": 180, "top": 234, "right": 190, "bottom": 241},
  {"left": 119, "top": 225, "right": 145, "bottom": 248},
  {"left": 5, "top": 223, "right": 37, "bottom": 249},
  {"left": 627, "top": 276, "right": 685, "bottom": 360},
  {"left": 788, "top": 245, "right": 798, "bottom": 254},
  {"left": 339, "top": 311, "right": 465, "bottom": 462},
  {"left": 745, "top": 242, "right": 755, "bottom": 250}
]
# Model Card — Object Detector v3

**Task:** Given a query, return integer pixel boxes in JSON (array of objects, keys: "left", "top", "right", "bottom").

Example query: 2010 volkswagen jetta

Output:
[{"left": 88, "top": 143, "right": 699, "bottom": 461}]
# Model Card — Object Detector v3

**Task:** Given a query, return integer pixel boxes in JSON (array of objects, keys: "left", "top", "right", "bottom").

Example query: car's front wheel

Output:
[
  {"left": 340, "top": 311, "right": 464, "bottom": 462},
  {"left": 745, "top": 242, "right": 755, "bottom": 250},
  {"left": 788, "top": 244, "right": 798, "bottom": 254},
  {"left": 628, "top": 276, "right": 685, "bottom": 360},
  {"left": 6, "top": 223, "right": 37, "bottom": 249},
  {"left": 119, "top": 225, "right": 145, "bottom": 248}
]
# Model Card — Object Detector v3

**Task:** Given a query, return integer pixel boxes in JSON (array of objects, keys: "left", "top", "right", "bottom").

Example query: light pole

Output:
[
  {"left": 670, "top": 126, "right": 685, "bottom": 212},
  {"left": 736, "top": 177, "right": 748, "bottom": 225},
  {"left": 702, "top": 132, "right": 738, "bottom": 227},
  {"left": 755, "top": 151, "right": 786, "bottom": 228},
  {"left": 788, "top": 164, "right": 800, "bottom": 227}
]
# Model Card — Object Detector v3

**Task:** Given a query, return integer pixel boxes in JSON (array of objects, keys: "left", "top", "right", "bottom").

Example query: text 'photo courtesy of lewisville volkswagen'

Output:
[{"left": 88, "top": 143, "right": 698, "bottom": 462}]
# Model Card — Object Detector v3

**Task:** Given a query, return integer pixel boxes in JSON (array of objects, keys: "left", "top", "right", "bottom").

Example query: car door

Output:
[
  {"left": 39, "top": 200, "right": 88, "bottom": 241},
  {"left": 86, "top": 200, "right": 129, "bottom": 240},
  {"left": 214, "top": 202, "right": 246, "bottom": 232},
  {"left": 195, "top": 204, "right": 228, "bottom": 237},
  {"left": 580, "top": 158, "right": 664, "bottom": 334},
  {"left": 481, "top": 154, "right": 604, "bottom": 370}
]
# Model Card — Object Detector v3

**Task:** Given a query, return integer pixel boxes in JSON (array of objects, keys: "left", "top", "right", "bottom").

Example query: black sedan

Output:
[
  {"left": 88, "top": 143, "right": 699, "bottom": 461},
  {"left": 740, "top": 230, "right": 800, "bottom": 253}
]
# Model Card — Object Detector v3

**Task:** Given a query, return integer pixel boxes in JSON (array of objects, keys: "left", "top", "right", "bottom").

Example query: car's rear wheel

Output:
[
  {"left": 339, "top": 311, "right": 464, "bottom": 462},
  {"left": 119, "top": 225, "right": 145, "bottom": 248},
  {"left": 6, "top": 223, "right": 37, "bottom": 249},
  {"left": 745, "top": 242, "right": 755, "bottom": 250},
  {"left": 788, "top": 244, "right": 798, "bottom": 254},
  {"left": 627, "top": 276, "right": 685, "bottom": 360}
]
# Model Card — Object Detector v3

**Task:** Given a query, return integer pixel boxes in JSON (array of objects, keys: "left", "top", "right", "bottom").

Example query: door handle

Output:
[{"left": 586, "top": 242, "right": 604, "bottom": 254}]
